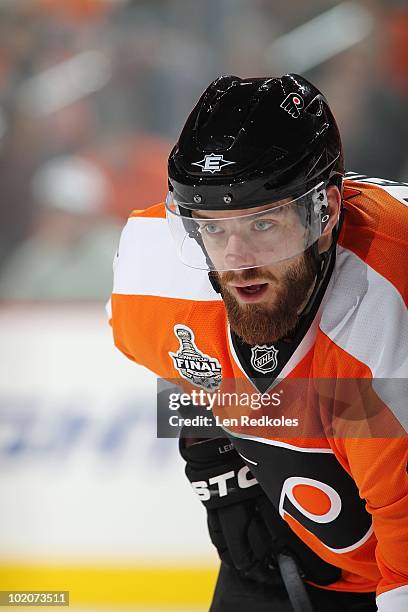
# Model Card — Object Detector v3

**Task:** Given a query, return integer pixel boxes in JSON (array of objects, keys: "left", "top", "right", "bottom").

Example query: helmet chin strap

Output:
[
  {"left": 208, "top": 270, "right": 222, "bottom": 294},
  {"left": 295, "top": 205, "right": 344, "bottom": 320},
  {"left": 297, "top": 241, "right": 334, "bottom": 320}
]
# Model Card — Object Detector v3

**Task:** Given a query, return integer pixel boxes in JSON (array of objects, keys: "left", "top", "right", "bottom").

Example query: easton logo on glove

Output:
[
  {"left": 180, "top": 436, "right": 262, "bottom": 509},
  {"left": 191, "top": 466, "right": 258, "bottom": 502}
]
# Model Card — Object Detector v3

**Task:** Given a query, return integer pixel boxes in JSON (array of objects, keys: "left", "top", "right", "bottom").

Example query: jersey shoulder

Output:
[
  {"left": 129, "top": 202, "right": 166, "bottom": 219},
  {"left": 340, "top": 173, "right": 408, "bottom": 304},
  {"left": 317, "top": 174, "right": 408, "bottom": 383},
  {"left": 344, "top": 172, "right": 408, "bottom": 206}
]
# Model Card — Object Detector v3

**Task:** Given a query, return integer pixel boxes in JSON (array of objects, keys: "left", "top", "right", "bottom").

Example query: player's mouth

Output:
[{"left": 231, "top": 282, "right": 269, "bottom": 303}]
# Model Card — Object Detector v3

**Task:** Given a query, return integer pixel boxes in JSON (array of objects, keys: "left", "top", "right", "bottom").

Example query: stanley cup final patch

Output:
[
  {"left": 250, "top": 344, "right": 279, "bottom": 374},
  {"left": 169, "top": 325, "right": 222, "bottom": 390}
]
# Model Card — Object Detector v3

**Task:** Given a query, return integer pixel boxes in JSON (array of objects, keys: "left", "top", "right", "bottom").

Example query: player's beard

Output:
[{"left": 215, "top": 248, "right": 318, "bottom": 346}]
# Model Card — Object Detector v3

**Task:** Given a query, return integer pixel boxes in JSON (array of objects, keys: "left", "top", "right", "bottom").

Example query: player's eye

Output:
[
  {"left": 203, "top": 223, "right": 223, "bottom": 235},
  {"left": 252, "top": 219, "right": 275, "bottom": 231}
]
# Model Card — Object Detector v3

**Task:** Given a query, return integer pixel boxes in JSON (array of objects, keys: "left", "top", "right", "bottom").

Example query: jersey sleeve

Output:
[
  {"left": 339, "top": 436, "right": 408, "bottom": 609},
  {"left": 339, "top": 177, "right": 408, "bottom": 608},
  {"left": 107, "top": 216, "right": 143, "bottom": 367}
]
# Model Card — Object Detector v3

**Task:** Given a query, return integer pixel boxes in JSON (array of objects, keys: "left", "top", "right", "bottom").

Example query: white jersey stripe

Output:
[
  {"left": 345, "top": 173, "right": 408, "bottom": 206},
  {"left": 321, "top": 246, "right": 408, "bottom": 429},
  {"left": 223, "top": 430, "right": 334, "bottom": 453},
  {"left": 113, "top": 217, "right": 221, "bottom": 301},
  {"left": 376, "top": 585, "right": 408, "bottom": 612}
]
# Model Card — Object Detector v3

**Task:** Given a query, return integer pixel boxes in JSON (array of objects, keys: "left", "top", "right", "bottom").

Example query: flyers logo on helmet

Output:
[{"left": 280, "top": 93, "right": 305, "bottom": 118}]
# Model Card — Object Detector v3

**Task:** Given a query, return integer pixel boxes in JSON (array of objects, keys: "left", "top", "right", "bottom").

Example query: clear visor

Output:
[{"left": 165, "top": 183, "right": 329, "bottom": 272}]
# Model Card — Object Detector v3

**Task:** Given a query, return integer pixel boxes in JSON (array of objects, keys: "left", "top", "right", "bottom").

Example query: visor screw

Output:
[
  {"left": 193, "top": 194, "right": 202, "bottom": 204},
  {"left": 223, "top": 194, "right": 232, "bottom": 204}
]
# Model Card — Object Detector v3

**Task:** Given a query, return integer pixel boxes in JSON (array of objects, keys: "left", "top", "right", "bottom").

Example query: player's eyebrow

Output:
[
  {"left": 191, "top": 211, "right": 216, "bottom": 219},
  {"left": 191, "top": 202, "right": 288, "bottom": 220}
]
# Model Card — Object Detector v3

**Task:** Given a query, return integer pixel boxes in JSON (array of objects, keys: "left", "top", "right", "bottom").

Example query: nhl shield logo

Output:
[
  {"left": 250, "top": 344, "right": 279, "bottom": 374},
  {"left": 169, "top": 325, "right": 222, "bottom": 390}
]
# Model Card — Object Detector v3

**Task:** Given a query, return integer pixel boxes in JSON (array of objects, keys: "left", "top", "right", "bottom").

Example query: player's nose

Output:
[{"left": 223, "top": 234, "right": 256, "bottom": 269}]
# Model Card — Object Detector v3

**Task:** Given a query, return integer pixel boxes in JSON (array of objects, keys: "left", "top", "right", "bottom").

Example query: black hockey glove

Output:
[
  {"left": 180, "top": 436, "right": 342, "bottom": 587},
  {"left": 180, "top": 435, "right": 281, "bottom": 584}
]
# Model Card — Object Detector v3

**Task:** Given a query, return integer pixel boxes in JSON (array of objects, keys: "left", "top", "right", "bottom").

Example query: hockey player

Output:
[{"left": 110, "top": 74, "right": 408, "bottom": 610}]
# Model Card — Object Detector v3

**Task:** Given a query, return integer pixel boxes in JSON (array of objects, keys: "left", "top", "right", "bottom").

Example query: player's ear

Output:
[
  {"left": 323, "top": 185, "right": 341, "bottom": 234},
  {"left": 318, "top": 185, "right": 341, "bottom": 253}
]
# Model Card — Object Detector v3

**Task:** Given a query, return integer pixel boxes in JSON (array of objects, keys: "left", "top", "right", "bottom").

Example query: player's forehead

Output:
[{"left": 191, "top": 198, "right": 292, "bottom": 219}]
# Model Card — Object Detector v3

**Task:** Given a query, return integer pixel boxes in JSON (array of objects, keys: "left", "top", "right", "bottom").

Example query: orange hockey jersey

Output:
[{"left": 109, "top": 175, "right": 408, "bottom": 611}]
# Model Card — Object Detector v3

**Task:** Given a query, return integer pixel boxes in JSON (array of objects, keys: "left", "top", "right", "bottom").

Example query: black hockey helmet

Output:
[
  {"left": 168, "top": 74, "right": 343, "bottom": 211},
  {"left": 166, "top": 74, "right": 344, "bottom": 272}
]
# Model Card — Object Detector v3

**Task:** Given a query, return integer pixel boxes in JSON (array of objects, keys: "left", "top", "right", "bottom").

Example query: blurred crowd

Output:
[{"left": 0, "top": 0, "right": 406, "bottom": 302}]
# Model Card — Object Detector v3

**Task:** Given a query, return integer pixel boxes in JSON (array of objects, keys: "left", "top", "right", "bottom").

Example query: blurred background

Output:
[{"left": 0, "top": 0, "right": 406, "bottom": 610}]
